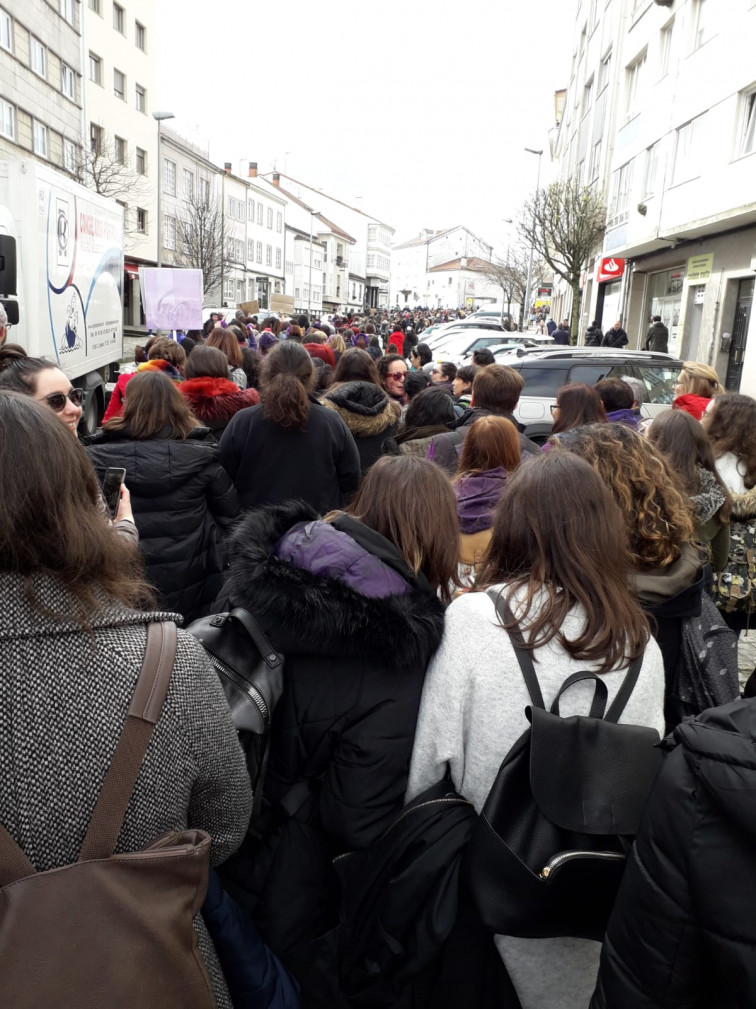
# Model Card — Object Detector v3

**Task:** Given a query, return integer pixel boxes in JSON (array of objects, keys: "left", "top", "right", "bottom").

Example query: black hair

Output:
[
  {"left": 404, "top": 370, "right": 431, "bottom": 399},
  {"left": 403, "top": 386, "right": 456, "bottom": 429},
  {"left": 412, "top": 343, "right": 432, "bottom": 366}
]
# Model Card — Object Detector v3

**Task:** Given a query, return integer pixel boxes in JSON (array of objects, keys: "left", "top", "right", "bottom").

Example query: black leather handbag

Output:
[
  {"left": 467, "top": 591, "right": 663, "bottom": 941},
  {"left": 186, "top": 607, "right": 284, "bottom": 794}
]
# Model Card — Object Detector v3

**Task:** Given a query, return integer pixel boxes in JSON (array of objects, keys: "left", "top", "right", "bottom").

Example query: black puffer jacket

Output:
[
  {"left": 86, "top": 427, "right": 241, "bottom": 621},
  {"left": 321, "top": 380, "right": 401, "bottom": 474},
  {"left": 592, "top": 698, "right": 756, "bottom": 1009},
  {"left": 216, "top": 501, "right": 446, "bottom": 977}
]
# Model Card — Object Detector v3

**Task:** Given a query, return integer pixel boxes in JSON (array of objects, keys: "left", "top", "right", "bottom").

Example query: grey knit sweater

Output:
[
  {"left": 407, "top": 586, "right": 665, "bottom": 1009},
  {"left": 0, "top": 573, "right": 252, "bottom": 1007}
]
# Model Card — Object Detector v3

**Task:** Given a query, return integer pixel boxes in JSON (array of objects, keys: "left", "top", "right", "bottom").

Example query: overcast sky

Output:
[{"left": 156, "top": 0, "right": 576, "bottom": 255}]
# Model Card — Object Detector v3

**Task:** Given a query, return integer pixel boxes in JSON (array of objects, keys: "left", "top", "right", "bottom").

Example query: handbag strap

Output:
[
  {"left": 229, "top": 607, "right": 283, "bottom": 671},
  {"left": 78, "top": 622, "right": 177, "bottom": 862},
  {"left": 487, "top": 589, "right": 545, "bottom": 709}
]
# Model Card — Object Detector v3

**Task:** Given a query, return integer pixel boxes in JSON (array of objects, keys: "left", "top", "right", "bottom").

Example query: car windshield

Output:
[{"left": 634, "top": 364, "right": 681, "bottom": 404}]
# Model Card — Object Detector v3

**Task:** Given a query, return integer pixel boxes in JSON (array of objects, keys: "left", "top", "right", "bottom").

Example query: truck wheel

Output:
[{"left": 80, "top": 388, "right": 102, "bottom": 436}]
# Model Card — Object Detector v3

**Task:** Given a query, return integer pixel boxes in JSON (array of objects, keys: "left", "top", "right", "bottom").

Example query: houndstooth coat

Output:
[{"left": 0, "top": 573, "right": 252, "bottom": 1008}]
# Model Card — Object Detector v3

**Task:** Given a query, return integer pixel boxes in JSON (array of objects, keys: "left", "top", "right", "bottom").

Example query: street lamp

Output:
[
  {"left": 501, "top": 217, "right": 513, "bottom": 326},
  {"left": 523, "top": 147, "right": 543, "bottom": 330},
  {"left": 152, "top": 111, "right": 175, "bottom": 268},
  {"left": 308, "top": 209, "right": 319, "bottom": 315}
]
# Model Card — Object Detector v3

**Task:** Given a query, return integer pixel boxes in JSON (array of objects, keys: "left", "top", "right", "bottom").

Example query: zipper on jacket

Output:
[
  {"left": 540, "top": 850, "right": 625, "bottom": 879},
  {"left": 210, "top": 656, "right": 269, "bottom": 724}
]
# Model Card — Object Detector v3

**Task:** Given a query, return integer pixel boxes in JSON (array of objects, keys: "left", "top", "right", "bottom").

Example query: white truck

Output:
[{"left": 0, "top": 158, "right": 124, "bottom": 432}]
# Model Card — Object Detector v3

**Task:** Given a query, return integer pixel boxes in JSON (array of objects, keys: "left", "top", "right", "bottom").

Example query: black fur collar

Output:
[{"left": 220, "top": 501, "right": 445, "bottom": 668}]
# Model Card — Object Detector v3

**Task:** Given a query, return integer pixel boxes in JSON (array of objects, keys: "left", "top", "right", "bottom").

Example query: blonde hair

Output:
[
  {"left": 329, "top": 333, "right": 346, "bottom": 354},
  {"left": 678, "top": 361, "right": 723, "bottom": 398}
]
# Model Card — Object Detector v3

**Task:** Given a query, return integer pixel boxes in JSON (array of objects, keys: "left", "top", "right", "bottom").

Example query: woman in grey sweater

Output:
[
  {"left": 0, "top": 393, "right": 252, "bottom": 1008},
  {"left": 407, "top": 452, "right": 665, "bottom": 1009}
]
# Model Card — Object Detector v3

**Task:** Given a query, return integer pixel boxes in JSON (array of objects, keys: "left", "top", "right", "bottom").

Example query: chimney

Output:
[
  {"left": 248, "top": 162, "right": 257, "bottom": 178},
  {"left": 272, "top": 172, "right": 280, "bottom": 187},
  {"left": 223, "top": 162, "right": 232, "bottom": 174}
]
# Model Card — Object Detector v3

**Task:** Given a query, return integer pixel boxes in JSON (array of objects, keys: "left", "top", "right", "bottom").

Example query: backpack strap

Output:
[
  {"left": 78, "top": 622, "right": 177, "bottom": 862},
  {"left": 550, "top": 671, "right": 608, "bottom": 718},
  {"left": 604, "top": 653, "right": 645, "bottom": 724},
  {"left": 486, "top": 589, "right": 545, "bottom": 709}
]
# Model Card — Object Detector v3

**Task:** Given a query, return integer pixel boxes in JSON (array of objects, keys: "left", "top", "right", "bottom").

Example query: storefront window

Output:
[{"left": 649, "top": 267, "right": 686, "bottom": 356}]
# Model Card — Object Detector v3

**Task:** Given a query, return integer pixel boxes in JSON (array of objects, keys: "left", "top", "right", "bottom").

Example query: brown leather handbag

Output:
[{"left": 0, "top": 622, "right": 217, "bottom": 1009}]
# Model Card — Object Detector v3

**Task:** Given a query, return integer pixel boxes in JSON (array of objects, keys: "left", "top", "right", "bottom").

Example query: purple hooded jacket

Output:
[{"left": 454, "top": 466, "right": 508, "bottom": 534}]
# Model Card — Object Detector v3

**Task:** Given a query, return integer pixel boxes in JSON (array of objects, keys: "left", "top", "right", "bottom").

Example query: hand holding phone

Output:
[{"left": 100, "top": 467, "right": 126, "bottom": 519}]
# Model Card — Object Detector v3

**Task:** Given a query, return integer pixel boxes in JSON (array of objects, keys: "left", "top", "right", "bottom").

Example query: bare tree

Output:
[
  {"left": 479, "top": 248, "right": 531, "bottom": 330},
  {"left": 177, "top": 186, "right": 232, "bottom": 297},
  {"left": 78, "top": 134, "right": 148, "bottom": 203},
  {"left": 518, "top": 178, "right": 605, "bottom": 343}
]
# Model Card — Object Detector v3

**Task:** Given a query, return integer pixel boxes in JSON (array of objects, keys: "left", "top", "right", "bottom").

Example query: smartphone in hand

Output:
[{"left": 97, "top": 467, "right": 126, "bottom": 519}]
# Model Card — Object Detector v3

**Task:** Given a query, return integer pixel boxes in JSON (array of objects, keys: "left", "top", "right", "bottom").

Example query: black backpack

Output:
[
  {"left": 186, "top": 607, "right": 284, "bottom": 816},
  {"left": 467, "top": 591, "right": 663, "bottom": 941}
]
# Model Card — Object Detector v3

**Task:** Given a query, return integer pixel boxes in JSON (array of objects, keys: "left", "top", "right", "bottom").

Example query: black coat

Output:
[
  {"left": 86, "top": 427, "right": 241, "bottom": 621},
  {"left": 602, "top": 326, "right": 629, "bottom": 348},
  {"left": 219, "top": 398, "right": 361, "bottom": 513},
  {"left": 585, "top": 324, "right": 603, "bottom": 346},
  {"left": 321, "top": 381, "right": 401, "bottom": 475},
  {"left": 552, "top": 327, "right": 570, "bottom": 345},
  {"left": 592, "top": 698, "right": 756, "bottom": 1009},
  {"left": 216, "top": 501, "right": 446, "bottom": 964}
]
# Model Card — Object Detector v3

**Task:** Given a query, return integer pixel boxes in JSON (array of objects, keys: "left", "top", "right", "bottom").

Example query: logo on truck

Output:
[{"left": 60, "top": 292, "right": 83, "bottom": 353}]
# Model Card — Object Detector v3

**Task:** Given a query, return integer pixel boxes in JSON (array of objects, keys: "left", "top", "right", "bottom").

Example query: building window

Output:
[
  {"left": 285, "top": 260, "right": 293, "bottom": 275},
  {"left": 608, "top": 160, "right": 634, "bottom": 226},
  {"left": 659, "top": 18, "right": 674, "bottom": 77},
  {"left": 163, "top": 215, "right": 176, "bottom": 251},
  {"left": 61, "top": 63, "right": 75, "bottom": 99},
  {"left": 643, "top": 142, "right": 661, "bottom": 196},
  {"left": 88, "top": 52, "right": 101, "bottom": 85},
  {"left": 223, "top": 278, "right": 235, "bottom": 301},
  {"left": 163, "top": 159, "right": 176, "bottom": 196},
  {"left": 295, "top": 288, "right": 300, "bottom": 300},
  {"left": 266, "top": 245, "right": 272, "bottom": 266},
  {"left": 625, "top": 51, "right": 646, "bottom": 121},
  {"left": 739, "top": 90, "right": 756, "bottom": 157},
  {"left": 199, "top": 178, "right": 209, "bottom": 203},
  {"left": 276, "top": 211, "right": 282, "bottom": 232},
  {"left": 59, "top": 0, "right": 74, "bottom": 24},
  {"left": 275, "top": 248, "right": 282, "bottom": 269},
  {"left": 256, "top": 242, "right": 262, "bottom": 264},
  {"left": 113, "top": 2, "right": 124, "bottom": 32},
  {"left": 257, "top": 204, "right": 263, "bottom": 226},
  {"left": 135, "top": 20, "right": 146, "bottom": 50},
  {"left": 672, "top": 116, "right": 704, "bottom": 185},
  {"left": 89, "top": 122, "right": 102, "bottom": 153},
  {"left": 266, "top": 207, "right": 273, "bottom": 229},
  {"left": 248, "top": 199, "right": 255, "bottom": 221},
  {"left": 598, "top": 49, "right": 611, "bottom": 92},
  {"left": 135, "top": 147, "right": 146, "bottom": 174},
  {"left": 0, "top": 8, "right": 11, "bottom": 52},
  {"left": 247, "top": 240, "right": 254, "bottom": 262},
  {"left": 183, "top": 169, "right": 194, "bottom": 200},
  {"left": 692, "top": 0, "right": 714, "bottom": 50},
  {"left": 0, "top": 98, "right": 15, "bottom": 140},
  {"left": 63, "top": 139, "right": 77, "bottom": 173},
  {"left": 588, "top": 140, "right": 601, "bottom": 181},
  {"left": 114, "top": 136, "right": 126, "bottom": 164},
  {"left": 114, "top": 69, "right": 125, "bottom": 100},
  {"left": 135, "top": 83, "right": 145, "bottom": 113},
  {"left": 32, "top": 120, "right": 48, "bottom": 158},
  {"left": 30, "top": 37, "right": 46, "bottom": 78},
  {"left": 136, "top": 208, "right": 147, "bottom": 233},
  {"left": 582, "top": 77, "right": 593, "bottom": 118},
  {"left": 88, "top": 0, "right": 100, "bottom": 12}
]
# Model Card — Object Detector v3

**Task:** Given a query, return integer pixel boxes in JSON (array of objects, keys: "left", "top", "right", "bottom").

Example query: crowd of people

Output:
[{"left": 0, "top": 307, "right": 754, "bottom": 1009}]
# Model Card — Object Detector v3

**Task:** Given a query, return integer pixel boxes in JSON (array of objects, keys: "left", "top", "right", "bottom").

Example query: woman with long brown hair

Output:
[
  {"left": 219, "top": 340, "right": 360, "bottom": 511},
  {"left": 216, "top": 456, "right": 460, "bottom": 1002},
  {"left": 407, "top": 451, "right": 664, "bottom": 1009},
  {"left": 87, "top": 370, "right": 241, "bottom": 621},
  {"left": 206, "top": 328, "right": 248, "bottom": 388},
  {"left": 453, "top": 415, "right": 521, "bottom": 588},
  {"left": 549, "top": 382, "right": 607, "bottom": 437},
  {"left": 0, "top": 392, "right": 251, "bottom": 1009}
]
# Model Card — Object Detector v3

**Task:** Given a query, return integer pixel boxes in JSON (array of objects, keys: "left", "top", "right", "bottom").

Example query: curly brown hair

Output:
[
  {"left": 554, "top": 422, "right": 694, "bottom": 570},
  {"left": 703, "top": 393, "right": 756, "bottom": 490}
]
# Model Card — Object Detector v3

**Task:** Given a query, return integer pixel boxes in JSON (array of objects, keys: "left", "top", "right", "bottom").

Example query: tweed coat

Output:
[{"left": 0, "top": 573, "right": 252, "bottom": 1007}]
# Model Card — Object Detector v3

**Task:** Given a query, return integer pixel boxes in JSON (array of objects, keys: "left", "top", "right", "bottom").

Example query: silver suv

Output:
[{"left": 492, "top": 347, "right": 683, "bottom": 443}]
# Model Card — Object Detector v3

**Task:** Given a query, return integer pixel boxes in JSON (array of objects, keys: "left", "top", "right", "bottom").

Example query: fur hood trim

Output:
[
  {"left": 180, "top": 378, "right": 259, "bottom": 423},
  {"left": 730, "top": 482, "right": 756, "bottom": 521},
  {"left": 322, "top": 382, "right": 400, "bottom": 437},
  {"left": 220, "top": 500, "right": 445, "bottom": 668}
]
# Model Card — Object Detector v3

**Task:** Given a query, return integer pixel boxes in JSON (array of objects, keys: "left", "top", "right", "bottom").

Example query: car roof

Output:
[{"left": 491, "top": 346, "right": 682, "bottom": 364}]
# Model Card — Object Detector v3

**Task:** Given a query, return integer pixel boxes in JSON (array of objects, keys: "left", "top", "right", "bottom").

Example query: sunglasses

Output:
[{"left": 45, "top": 388, "right": 85, "bottom": 412}]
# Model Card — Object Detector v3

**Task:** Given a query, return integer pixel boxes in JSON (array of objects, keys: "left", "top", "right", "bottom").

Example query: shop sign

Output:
[
  {"left": 596, "top": 257, "right": 626, "bottom": 283},
  {"left": 686, "top": 253, "right": 713, "bottom": 282}
]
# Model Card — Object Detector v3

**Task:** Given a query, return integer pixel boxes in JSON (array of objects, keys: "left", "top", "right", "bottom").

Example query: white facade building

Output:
[
  {"left": 390, "top": 227, "right": 495, "bottom": 307},
  {"left": 427, "top": 257, "right": 502, "bottom": 311},
  {"left": 0, "top": 0, "right": 83, "bottom": 178},
  {"left": 554, "top": 0, "right": 756, "bottom": 394}
]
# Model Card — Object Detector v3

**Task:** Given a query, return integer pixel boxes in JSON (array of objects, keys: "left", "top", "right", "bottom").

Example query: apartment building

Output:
[
  {"left": 554, "top": 0, "right": 756, "bottom": 394},
  {"left": 0, "top": 0, "right": 83, "bottom": 173},
  {"left": 242, "top": 164, "right": 286, "bottom": 312},
  {"left": 390, "top": 227, "right": 495, "bottom": 307}
]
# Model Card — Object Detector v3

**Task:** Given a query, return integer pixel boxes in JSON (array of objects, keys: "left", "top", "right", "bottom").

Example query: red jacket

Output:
[
  {"left": 102, "top": 359, "right": 183, "bottom": 423},
  {"left": 673, "top": 394, "right": 711, "bottom": 421},
  {"left": 387, "top": 331, "right": 405, "bottom": 356},
  {"left": 180, "top": 377, "right": 259, "bottom": 436}
]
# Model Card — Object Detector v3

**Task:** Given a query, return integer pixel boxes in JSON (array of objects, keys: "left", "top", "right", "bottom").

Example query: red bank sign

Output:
[{"left": 596, "top": 257, "right": 626, "bottom": 283}]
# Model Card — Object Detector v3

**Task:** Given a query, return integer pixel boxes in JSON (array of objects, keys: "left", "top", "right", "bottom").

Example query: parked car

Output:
[
  {"left": 429, "top": 330, "right": 537, "bottom": 365},
  {"left": 489, "top": 347, "right": 683, "bottom": 442}
]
